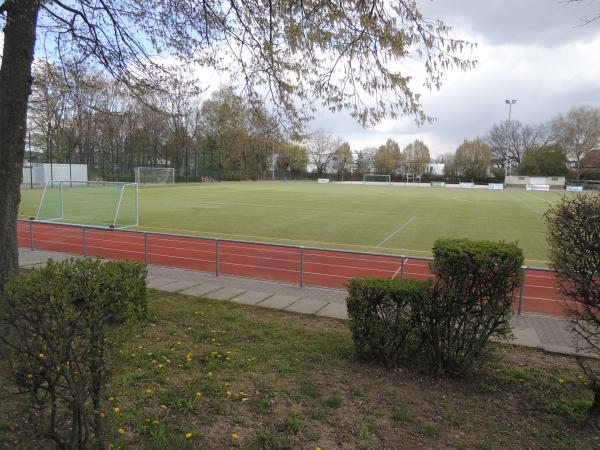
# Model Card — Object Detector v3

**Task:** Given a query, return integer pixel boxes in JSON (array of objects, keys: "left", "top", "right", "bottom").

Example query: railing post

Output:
[
  {"left": 29, "top": 220, "right": 34, "bottom": 251},
  {"left": 518, "top": 266, "right": 526, "bottom": 315},
  {"left": 82, "top": 226, "right": 87, "bottom": 258},
  {"left": 144, "top": 232, "right": 148, "bottom": 265},
  {"left": 300, "top": 246, "right": 304, "bottom": 287},
  {"left": 400, "top": 256, "right": 407, "bottom": 279},
  {"left": 215, "top": 239, "right": 220, "bottom": 276}
]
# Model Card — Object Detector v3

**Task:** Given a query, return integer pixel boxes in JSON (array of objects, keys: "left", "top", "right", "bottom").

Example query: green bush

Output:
[
  {"left": 347, "top": 239, "right": 523, "bottom": 377},
  {"left": 420, "top": 239, "right": 523, "bottom": 376},
  {"left": 0, "top": 258, "right": 147, "bottom": 449},
  {"left": 346, "top": 278, "right": 431, "bottom": 367}
]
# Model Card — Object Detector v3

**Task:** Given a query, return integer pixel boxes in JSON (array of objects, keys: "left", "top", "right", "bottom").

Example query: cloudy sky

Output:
[
  {"left": 2, "top": 1, "right": 600, "bottom": 157},
  {"left": 313, "top": 0, "right": 600, "bottom": 157}
]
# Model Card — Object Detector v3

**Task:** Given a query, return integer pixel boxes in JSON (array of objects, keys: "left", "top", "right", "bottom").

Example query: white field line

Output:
[{"left": 376, "top": 216, "right": 416, "bottom": 248}]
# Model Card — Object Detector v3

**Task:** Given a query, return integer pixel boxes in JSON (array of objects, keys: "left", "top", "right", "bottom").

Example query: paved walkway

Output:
[{"left": 18, "top": 248, "right": 584, "bottom": 357}]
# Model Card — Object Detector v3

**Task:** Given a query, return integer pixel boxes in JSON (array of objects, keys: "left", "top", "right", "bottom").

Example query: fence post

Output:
[
  {"left": 144, "top": 232, "right": 148, "bottom": 265},
  {"left": 215, "top": 239, "right": 220, "bottom": 276},
  {"left": 82, "top": 226, "right": 87, "bottom": 258},
  {"left": 300, "top": 246, "right": 304, "bottom": 287},
  {"left": 29, "top": 220, "right": 34, "bottom": 251},
  {"left": 400, "top": 256, "right": 407, "bottom": 279},
  {"left": 517, "top": 266, "right": 526, "bottom": 315}
]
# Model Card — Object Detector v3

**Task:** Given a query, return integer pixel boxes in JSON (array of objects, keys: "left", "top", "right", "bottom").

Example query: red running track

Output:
[{"left": 16, "top": 220, "right": 572, "bottom": 317}]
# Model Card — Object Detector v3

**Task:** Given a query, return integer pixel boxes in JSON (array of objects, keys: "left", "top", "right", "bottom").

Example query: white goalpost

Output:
[
  {"left": 134, "top": 167, "right": 175, "bottom": 185},
  {"left": 36, "top": 180, "right": 139, "bottom": 228},
  {"left": 363, "top": 174, "right": 392, "bottom": 184}
]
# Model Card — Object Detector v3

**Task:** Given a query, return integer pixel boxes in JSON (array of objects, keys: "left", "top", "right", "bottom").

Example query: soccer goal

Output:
[
  {"left": 36, "top": 181, "right": 139, "bottom": 228},
  {"left": 363, "top": 174, "right": 391, "bottom": 184},
  {"left": 134, "top": 167, "right": 175, "bottom": 185}
]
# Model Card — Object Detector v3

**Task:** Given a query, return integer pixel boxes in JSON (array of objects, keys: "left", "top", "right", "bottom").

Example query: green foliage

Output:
[
  {"left": 346, "top": 278, "right": 430, "bottom": 367},
  {"left": 423, "top": 239, "right": 523, "bottom": 376},
  {"left": 0, "top": 258, "right": 147, "bottom": 448},
  {"left": 517, "top": 145, "right": 570, "bottom": 177},
  {"left": 347, "top": 239, "right": 523, "bottom": 376},
  {"left": 451, "top": 138, "right": 492, "bottom": 180},
  {"left": 545, "top": 194, "right": 600, "bottom": 418}
]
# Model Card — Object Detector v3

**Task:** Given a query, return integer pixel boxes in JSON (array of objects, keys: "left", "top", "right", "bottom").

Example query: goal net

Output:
[
  {"left": 36, "top": 181, "right": 139, "bottom": 228},
  {"left": 134, "top": 167, "right": 175, "bottom": 185},
  {"left": 363, "top": 174, "right": 391, "bottom": 184}
]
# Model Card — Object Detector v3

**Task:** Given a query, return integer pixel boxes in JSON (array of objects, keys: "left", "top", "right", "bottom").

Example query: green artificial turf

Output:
[{"left": 19, "top": 181, "right": 570, "bottom": 265}]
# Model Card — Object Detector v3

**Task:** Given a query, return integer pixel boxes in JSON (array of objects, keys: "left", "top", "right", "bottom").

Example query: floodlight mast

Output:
[{"left": 504, "top": 99, "right": 517, "bottom": 185}]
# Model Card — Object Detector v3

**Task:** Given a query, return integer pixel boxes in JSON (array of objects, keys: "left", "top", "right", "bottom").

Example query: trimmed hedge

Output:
[
  {"left": 0, "top": 258, "right": 147, "bottom": 448},
  {"left": 423, "top": 239, "right": 524, "bottom": 376},
  {"left": 347, "top": 239, "right": 524, "bottom": 376},
  {"left": 347, "top": 278, "right": 430, "bottom": 367}
]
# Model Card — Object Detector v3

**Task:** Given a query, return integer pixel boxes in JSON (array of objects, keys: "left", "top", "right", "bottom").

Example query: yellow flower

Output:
[
  {"left": 26, "top": 374, "right": 33, "bottom": 380},
  {"left": 176, "top": 341, "right": 182, "bottom": 345},
  {"left": 152, "top": 419, "right": 160, "bottom": 426},
  {"left": 108, "top": 397, "right": 114, "bottom": 401},
  {"left": 231, "top": 433, "right": 239, "bottom": 440},
  {"left": 316, "top": 447, "right": 321, "bottom": 450},
  {"left": 196, "top": 392, "right": 203, "bottom": 397},
  {"left": 38, "top": 353, "right": 45, "bottom": 359},
  {"left": 207, "top": 372, "right": 213, "bottom": 377},
  {"left": 113, "top": 407, "right": 120, "bottom": 414},
  {"left": 100, "top": 412, "right": 105, "bottom": 417},
  {"left": 559, "top": 378, "right": 565, "bottom": 383},
  {"left": 145, "top": 389, "right": 152, "bottom": 394},
  {"left": 118, "top": 428, "right": 125, "bottom": 434},
  {"left": 158, "top": 364, "right": 164, "bottom": 368},
  {"left": 185, "top": 432, "right": 193, "bottom": 439},
  {"left": 160, "top": 404, "right": 167, "bottom": 410}
]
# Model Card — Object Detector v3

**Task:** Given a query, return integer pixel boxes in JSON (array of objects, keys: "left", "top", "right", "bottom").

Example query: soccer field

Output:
[{"left": 18, "top": 181, "right": 568, "bottom": 265}]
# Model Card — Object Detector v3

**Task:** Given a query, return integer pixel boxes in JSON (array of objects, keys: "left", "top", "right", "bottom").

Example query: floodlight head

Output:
[{"left": 505, "top": 99, "right": 517, "bottom": 105}]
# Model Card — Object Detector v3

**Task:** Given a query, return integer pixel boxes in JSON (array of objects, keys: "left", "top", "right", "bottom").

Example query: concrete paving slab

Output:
[
  {"left": 511, "top": 328, "right": 542, "bottom": 348},
  {"left": 147, "top": 278, "right": 178, "bottom": 289},
  {"left": 258, "top": 294, "right": 300, "bottom": 310},
  {"left": 286, "top": 298, "right": 328, "bottom": 315},
  {"left": 179, "top": 284, "right": 223, "bottom": 297},
  {"left": 230, "top": 291, "right": 273, "bottom": 306},
  {"left": 158, "top": 280, "right": 201, "bottom": 293},
  {"left": 317, "top": 302, "right": 348, "bottom": 320},
  {"left": 207, "top": 287, "right": 246, "bottom": 300}
]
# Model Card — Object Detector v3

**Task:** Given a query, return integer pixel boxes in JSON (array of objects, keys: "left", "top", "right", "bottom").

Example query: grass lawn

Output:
[
  {"left": 19, "top": 182, "right": 570, "bottom": 265},
  {"left": 1, "top": 289, "right": 596, "bottom": 449}
]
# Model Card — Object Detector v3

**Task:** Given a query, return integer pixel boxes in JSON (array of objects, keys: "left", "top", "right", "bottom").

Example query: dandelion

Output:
[
  {"left": 113, "top": 407, "right": 120, "bottom": 414},
  {"left": 316, "top": 447, "right": 321, "bottom": 450},
  {"left": 176, "top": 341, "right": 182, "bottom": 345},
  {"left": 185, "top": 432, "right": 193, "bottom": 439},
  {"left": 158, "top": 364, "right": 164, "bottom": 368},
  {"left": 226, "top": 391, "right": 232, "bottom": 397},
  {"left": 160, "top": 404, "right": 167, "bottom": 410},
  {"left": 231, "top": 433, "right": 239, "bottom": 440},
  {"left": 207, "top": 371, "right": 213, "bottom": 377},
  {"left": 38, "top": 353, "right": 45, "bottom": 359},
  {"left": 26, "top": 374, "right": 33, "bottom": 380},
  {"left": 196, "top": 392, "right": 203, "bottom": 397},
  {"left": 559, "top": 378, "right": 565, "bottom": 383},
  {"left": 145, "top": 389, "right": 152, "bottom": 394},
  {"left": 152, "top": 419, "right": 160, "bottom": 426},
  {"left": 118, "top": 428, "right": 125, "bottom": 434}
]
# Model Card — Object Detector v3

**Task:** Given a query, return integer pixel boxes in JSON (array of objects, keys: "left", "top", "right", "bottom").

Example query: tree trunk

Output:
[{"left": 0, "top": 1, "right": 40, "bottom": 290}]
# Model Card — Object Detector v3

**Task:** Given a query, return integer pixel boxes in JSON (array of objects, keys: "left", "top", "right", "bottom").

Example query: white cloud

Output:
[{"left": 307, "top": 1, "right": 600, "bottom": 156}]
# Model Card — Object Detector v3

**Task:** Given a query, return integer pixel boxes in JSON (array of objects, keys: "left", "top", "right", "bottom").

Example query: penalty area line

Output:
[{"left": 376, "top": 216, "right": 416, "bottom": 248}]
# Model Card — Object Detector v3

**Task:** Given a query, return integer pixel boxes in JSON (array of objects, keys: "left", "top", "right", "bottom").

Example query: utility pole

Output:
[
  {"left": 504, "top": 99, "right": 517, "bottom": 184},
  {"left": 272, "top": 142, "right": 276, "bottom": 181}
]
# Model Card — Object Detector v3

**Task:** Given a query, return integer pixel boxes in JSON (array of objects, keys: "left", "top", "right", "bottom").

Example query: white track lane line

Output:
[{"left": 376, "top": 216, "right": 416, "bottom": 248}]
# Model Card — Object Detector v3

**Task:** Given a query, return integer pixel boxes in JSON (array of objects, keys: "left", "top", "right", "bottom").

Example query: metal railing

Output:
[{"left": 16, "top": 219, "right": 572, "bottom": 317}]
